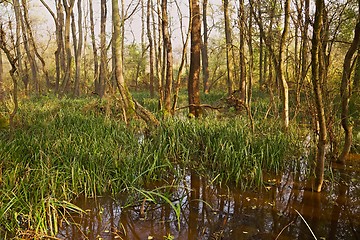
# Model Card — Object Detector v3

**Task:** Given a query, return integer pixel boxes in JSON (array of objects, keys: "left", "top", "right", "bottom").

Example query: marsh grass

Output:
[{"left": 0, "top": 94, "right": 305, "bottom": 237}]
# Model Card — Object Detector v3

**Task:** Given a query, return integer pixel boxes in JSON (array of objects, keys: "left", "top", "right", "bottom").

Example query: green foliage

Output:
[{"left": 0, "top": 94, "right": 305, "bottom": 237}]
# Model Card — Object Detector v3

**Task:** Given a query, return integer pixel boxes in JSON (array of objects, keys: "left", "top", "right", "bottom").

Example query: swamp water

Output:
[{"left": 57, "top": 156, "right": 360, "bottom": 240}]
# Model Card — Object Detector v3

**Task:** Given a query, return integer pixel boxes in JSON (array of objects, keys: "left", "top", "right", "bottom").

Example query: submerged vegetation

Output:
[{"left": 0, "top": 93, "right": 314, "bottom": 238}]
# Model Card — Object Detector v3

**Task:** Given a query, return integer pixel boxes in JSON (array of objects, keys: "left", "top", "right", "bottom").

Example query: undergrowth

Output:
[{"left": 0, "top": 94, "right": 306, "bottom": 238}]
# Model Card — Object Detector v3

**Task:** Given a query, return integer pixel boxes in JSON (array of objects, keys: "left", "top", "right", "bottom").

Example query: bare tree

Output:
[
  {"left": 99, "top": 0, "right": 107, "bottom": 97},
  {"left": 0, "top": 49, "right": 3, "bottom": 101},
  {"left": 161, "top": 0, "right": 173, "bottom": 113},
  {"left": 21, "top": 0, "right": 39, "bottom": 94},
  {"left": 60, "top": 0, "right": 75, "bottom": 94},
  {"left": 201, "top": 0, "right": 210, "bottom": 94},
  {"left": 73, "top": 0, "right": 83, "bottom": 96},
  {"left": 112, "top": 0, "right": 134, "bottom": 122},
  {"left": 88, "top": 0, "right": 99, "bottom": 95},
  {"left": 147, "top": 0, "right": 155, "bottom": 97},
  {"left": 311, "top": 0, "right": 327, "bottom": 192},
  {"left": 238, "top": 0, "right": 246, "bottom": 102},
  {"left": 338, "top": 13, "right": 360, "bottom": 163},
  {"left": 223, "top": 0, "right": 234, "bottom": 95},
  {"left": 188, "top": 0, "right": 201, "bottom": 117},
  {"left": 0, "top": 24, "right": 18, "bottom": 129},
  {"left": 172, "top": 0, "right": 191, "bottom": 113}
]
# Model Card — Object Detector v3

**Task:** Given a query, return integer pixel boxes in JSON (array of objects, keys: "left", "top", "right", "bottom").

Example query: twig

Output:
[
  {"left": 275, "top": 220, "right": 294, "bottom": 240},
  {"left": 294, "top": 209, "right": 318, "bottom": 240}
]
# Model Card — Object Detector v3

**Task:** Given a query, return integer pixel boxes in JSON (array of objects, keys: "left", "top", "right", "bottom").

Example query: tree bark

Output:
[
  {"left": 0, "top": 25, "right": 18, "bottom": 130},
  {"left": 172, "top": 0, "right": 191, "bottom": 113},
  {"left": 13, "top": 0, "right": 26, "bottom": 94},
  {"left": 201, "top": 0, "right": 210, "bottom": 94},
  {"left": 88, "top": 0, "right": 99, "bottom": 95},
  {"left": 112, "top": 0, "right": 134, "bottom": 122},
  {"left": 311, "top": 0, "right": 327, "bottom": 192},
  {"left": 99, "top": 0, "right": 107, "bottom": 97},
  {"left": 21, "top": 0, "right": 39, "bottom": 94},
  {"left": 147, "top": 0, "right": 155, "bottom": 97},
  {"left": 278, "top": 0, "right": 290, "bottom": 129},
  {"left": 238, "top": 0, "right": 246, "bottom": 102},
  {"left": 188, "top": 0, "right": 201, "bottom": 118},
  {"left": 61, "top": 0, "right": 75, "bottom": 94},
  {"left": 161, "top": 0, "right": 173, "bottom": 114},
  {"left": 338, "top": 19, "right": 360, "bottom": 163},
  {"left": 223, "top": 0, "right": 234, "bottom": 95},
  {"left": 0, "top": 49, "right": 3, "bottom": 101},
  {"left": 73, "top": 0, "right": 82, "bottom": 97}
]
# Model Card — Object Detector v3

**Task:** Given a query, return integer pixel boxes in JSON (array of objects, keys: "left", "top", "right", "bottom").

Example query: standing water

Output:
[{"left": 58, "top": 155, "right": 360, "bottom": 240}]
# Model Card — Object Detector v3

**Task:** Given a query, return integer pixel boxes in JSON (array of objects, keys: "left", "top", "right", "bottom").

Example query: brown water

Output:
[{"left": 57, "top": 156, "right": 360, "bottom": 240}]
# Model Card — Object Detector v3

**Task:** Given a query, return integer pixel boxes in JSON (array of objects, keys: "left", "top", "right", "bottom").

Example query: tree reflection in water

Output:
[{"left": 58, "top": 158, "right": 360, "bottom": 240}]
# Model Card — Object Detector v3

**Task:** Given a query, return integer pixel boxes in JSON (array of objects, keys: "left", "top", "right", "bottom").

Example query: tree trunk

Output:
[
  {"left": 21, "top": 0, "right": 39, "bottom": 95},
  {"left": 23, "top": 0, "right": 51, "bottom": 91},
  {"left": 147, "top": 0, "right": 155, "bottom": 97},
  {"left": 354, "top": 48, "right": 360, "bottom": 93},
  {"left": 238, "top": 0, "right": 246, "bottom": 102},
  {"left": 0, "top": 26, "right": 18, "bottom": 130},
  {"left": 311, "top": 0, "right": 327, "bottom": 192},
  {"left": 201, "top": 0, "right": 210, "bottom": 94},
  {"left": 0, "top": 50, "right": 3, "bottom": 101},
  {"left": 88, "top": 0, "right": 99, "bottom": 95},
  {"left": 278, "top": 0, "right": 290, "bottom": 129},
  {"left": 161, "top": 0, "right": 173, "bottom": 114},
  {"left": 13, "top": 0, "right": 26, "bottom": 94},
  {"left": 61, "top": 0, "right": 75, "bottom": 94},
  {"left": 99, "top": 0, "right": 107, "bottom": 97},
  {"left": 73, "top": 0, "right": 82, "bottom": 97},
  {"left": 188, "top": 0, "right": 201, "bottom": 118},
  {"left": 338, "top": 19, "right": 360, "bottom": 163},
  {"left": 223, "top": 0, "right": 234, "bottom": 95},
  {"left": 172, "top": 0, "right": 191, "bottom": 113},
  {"left": 297, "top": 0, "right": 310, "bottom": 111},
  {"left": 112, "top": 0, "right": 134, "bottom": 122}
]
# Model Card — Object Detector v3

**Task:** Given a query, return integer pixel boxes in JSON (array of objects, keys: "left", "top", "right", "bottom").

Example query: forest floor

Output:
[{"left": 0, "top": 92, "right": 359, "bottom": 239}]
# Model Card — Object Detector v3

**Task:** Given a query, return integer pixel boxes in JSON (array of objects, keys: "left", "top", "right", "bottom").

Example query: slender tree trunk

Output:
[
  {"left": 354, "top": 48, "right": 360, "bottom": 92},
  {"left": 88, "top": 0, "right": 99, "bottom": 94},
  {"left": 21, "top": 0, "right": 39, "bottom": 94},
  {"left": 23, "top": 1, "right": 51, "bottom": 91},
  {"left": 61, "top": 0, "right": 75, "bottom": 94},
  {"left": 311, "top": 0, "right": 327, "bottom": 192},
  {"left": 147, "top": 0, "right": 155, "bottom": 97},
  {"left": 71, "top": 11, "right": 78, "bottom": 93},
  {"left": 74, "top": 0, "right": 82, "bottom": 96},
  {"left": 278, "top": 0, "right": 290, "bottom": 129},
  {"left": 223, "top": 0, "right": 234, "bottom": 95},
  {"left": 297, "top": 0, "right": 310, "bottom": 111},
  {"left": 154, "top": 0, "right": 162, "bottom": 98},
  {"left": 172, "top": 0, "right": 191, "bottom": 113},
  {"left": 161, "top": 0, "right": 173, "bottom": 113},
  {"left": 0, "top": 50, "right": 3, "bottom": 101},
  {"left": 259, "top": 31, "right": 264, "bottom": 90},
  {"left": 188, "top": 0, "right": 201, "bottom": 117},
  {"left": 201, "top": 0, "right": 210, "bottom": 94},
  {"left": 54, "top": 0, "right": 65, "bottom": 92},
  {"left": 238, "top": 0, "right": 246, "bottom": 102},
  {"left": 0, "top": 25, "right": 18, "bottom": 130},
  {"left": 112, "top": 0, "right": 134, "bottom": 123},
  {"left": 13, "top": 0, "right": 26, "bottom": 94},
  {"left": 99, "top": 0, "right": 107, "bottom": 97},
  {"left": 338, "top": 19, "right": 360, "bottom": 163}
]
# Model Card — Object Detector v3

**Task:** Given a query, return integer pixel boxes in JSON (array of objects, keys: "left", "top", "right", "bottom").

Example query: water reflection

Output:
[{"left": 58, "top": 158, "right": 360, "bottom": 240}]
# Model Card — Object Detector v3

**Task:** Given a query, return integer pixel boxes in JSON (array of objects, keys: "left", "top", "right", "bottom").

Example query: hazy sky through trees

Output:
[{"left": 8, "top": 0, "right": 222, "bottom": 52}]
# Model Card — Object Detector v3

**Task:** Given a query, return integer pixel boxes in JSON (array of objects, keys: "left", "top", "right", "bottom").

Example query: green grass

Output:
[{"left": 0, "top": 94, "right": 305, "bottom": 237}]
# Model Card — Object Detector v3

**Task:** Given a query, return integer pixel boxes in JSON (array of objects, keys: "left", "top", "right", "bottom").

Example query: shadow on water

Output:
[{"left": 57, "top": 155, "right": 360, "bottom": 240}]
